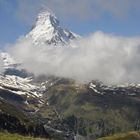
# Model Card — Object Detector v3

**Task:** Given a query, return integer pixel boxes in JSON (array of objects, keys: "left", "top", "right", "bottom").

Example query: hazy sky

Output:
[{"left": 0, "top": 0, "right": 140, "bottom": 47}]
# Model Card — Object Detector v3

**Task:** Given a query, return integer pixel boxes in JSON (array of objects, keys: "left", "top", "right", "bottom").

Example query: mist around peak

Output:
[{"left": 7, "top": 31, "right": 140, "bottom": 85}]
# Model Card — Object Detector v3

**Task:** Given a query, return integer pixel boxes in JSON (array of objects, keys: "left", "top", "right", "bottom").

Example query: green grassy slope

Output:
[
  {"left": 96, "top": 131, "right": 140, "bottom": 140},
  {"left": 0, "top": 132, "right": 49, "bottom": 140}
]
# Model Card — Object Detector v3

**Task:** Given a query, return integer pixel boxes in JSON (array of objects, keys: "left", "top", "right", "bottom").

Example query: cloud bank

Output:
[
  {"left": 8, "top": 32, "right": 140, "bottom": 85},
  {"left": 1, "top": 0, "right": 140, "bottom": 24},
  {"left": 0, "top": 55, "right": 4, "bottom": 74}
]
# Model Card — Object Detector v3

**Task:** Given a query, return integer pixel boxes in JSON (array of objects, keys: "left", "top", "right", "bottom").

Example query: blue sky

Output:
[{"left": 0, "top": 0, "right": 140, "bottom": 47}]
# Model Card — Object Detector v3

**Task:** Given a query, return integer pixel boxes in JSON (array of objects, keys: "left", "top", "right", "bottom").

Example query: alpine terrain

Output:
[{"left": 0, "top": 10, "right": 140, "bottom": 140}]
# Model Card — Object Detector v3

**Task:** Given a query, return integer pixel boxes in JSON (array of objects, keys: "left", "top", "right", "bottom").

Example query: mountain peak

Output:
[
  {"left": 35, "top": 10, "right": 59, "bottom": 28},
  {"left": 26, "top": 10, "right": 79, "bottom": 46}
]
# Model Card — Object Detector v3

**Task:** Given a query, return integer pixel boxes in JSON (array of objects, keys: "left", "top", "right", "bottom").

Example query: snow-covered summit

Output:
[{"left": 26, "top": 10, "right": 79, "bottom": 45}]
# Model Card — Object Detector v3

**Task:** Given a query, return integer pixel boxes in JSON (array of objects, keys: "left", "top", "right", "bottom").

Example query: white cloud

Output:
[
  {"left": 8, "top": 32, "right": 140, "bottom": 85},
  {"left": 1, "top": 0, "right": 140, "bottom": 24},
  {"left": 0, "top": 55, "right": 4, "bottom": 74}
]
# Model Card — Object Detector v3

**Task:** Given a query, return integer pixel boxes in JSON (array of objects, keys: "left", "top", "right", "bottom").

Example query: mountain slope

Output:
[
  {"left": 38, "top": 79, "right": 140, "bottom": 139},
  {"left": 26, "top": 10, "right": 78, "bottom": 45}
]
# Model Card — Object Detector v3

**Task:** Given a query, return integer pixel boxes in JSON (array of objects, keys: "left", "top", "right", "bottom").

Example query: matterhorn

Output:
[{"left": 26, "top": 10, "right": 78, "bottom": 45}]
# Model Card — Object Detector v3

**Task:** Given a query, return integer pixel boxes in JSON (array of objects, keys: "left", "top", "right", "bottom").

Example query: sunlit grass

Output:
[
  {"left": 0, "top": 132, "right": 49, "bottom": 140},
  {"left": 97, "top": 131, "right": 140, "bottom": 140}
]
